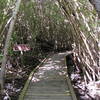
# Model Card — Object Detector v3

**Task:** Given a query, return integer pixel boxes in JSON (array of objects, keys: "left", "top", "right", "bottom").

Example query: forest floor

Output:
[
  {"left": 1, "top": 55, "right": 41, "bottom": 100},
  {"left": 1, "top": 51, "right": 100, "bottom": 100},
  {"left": 66, "top": 54, "right": 100, "bottom": 100}
]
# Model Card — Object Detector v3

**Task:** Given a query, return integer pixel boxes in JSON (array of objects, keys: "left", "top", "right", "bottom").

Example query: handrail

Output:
[
  {"left": 18, "top": 53, "right": 53, "bottom": 100},
  {"left": 65, "top": 54, "right": 77, "bottom": 100}
]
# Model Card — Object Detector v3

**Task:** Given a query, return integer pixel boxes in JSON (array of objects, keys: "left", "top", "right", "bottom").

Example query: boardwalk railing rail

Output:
[
  {"left": 18, "top": 53, "right": 53, "bottom": 100},
  {"left": 65, "top": 53, "right": 77, "bottom": 100}
]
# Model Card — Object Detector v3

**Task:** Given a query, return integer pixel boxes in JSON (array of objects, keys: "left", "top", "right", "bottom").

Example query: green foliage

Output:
[
  {"left": 9, "top": 0, "right": 71, "bottom": 55},
  {"left": 0, "top": 53, "right": 3, "bottom": 61}
]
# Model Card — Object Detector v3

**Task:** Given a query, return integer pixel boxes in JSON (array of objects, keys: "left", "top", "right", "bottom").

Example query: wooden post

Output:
[{"left": 0, "top": 0, "right": 22, "bottom": 93}]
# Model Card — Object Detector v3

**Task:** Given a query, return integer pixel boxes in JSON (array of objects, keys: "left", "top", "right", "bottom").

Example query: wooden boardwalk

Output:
[{"left": 19, "top": 52, "right": 77, "bottom": 100}]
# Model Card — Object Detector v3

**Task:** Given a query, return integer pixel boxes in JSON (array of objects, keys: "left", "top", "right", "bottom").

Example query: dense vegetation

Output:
[{"left": 0, "top": 0, "right": 100, "bottom": 100}]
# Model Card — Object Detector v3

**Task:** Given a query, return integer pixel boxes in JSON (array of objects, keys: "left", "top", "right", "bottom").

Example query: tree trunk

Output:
[{"left": 0, "top": 0, "right": 22, "bottom": 93}]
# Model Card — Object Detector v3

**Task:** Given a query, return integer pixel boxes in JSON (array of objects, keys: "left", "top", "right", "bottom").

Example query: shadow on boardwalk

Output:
[{"left": 19, "top": 52, "right": 76, "bottom": 100}]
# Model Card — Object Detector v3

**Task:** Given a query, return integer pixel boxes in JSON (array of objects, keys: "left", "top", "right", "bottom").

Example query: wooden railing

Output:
[{"left": 18, "top": 53, "right": 53, "bottom": 100}]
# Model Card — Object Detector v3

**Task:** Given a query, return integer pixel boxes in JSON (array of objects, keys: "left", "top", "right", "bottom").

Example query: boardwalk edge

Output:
[
  {"left": 18, "top": 53, "right": 53, "bottom": 100},
  {"left": 65, "top": 54, "right": 77, "bottom": 100}
]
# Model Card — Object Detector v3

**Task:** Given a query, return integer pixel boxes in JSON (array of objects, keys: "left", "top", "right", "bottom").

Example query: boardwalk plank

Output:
[{"left": 20, "top": 52, "right": 76, "bottom": 100}]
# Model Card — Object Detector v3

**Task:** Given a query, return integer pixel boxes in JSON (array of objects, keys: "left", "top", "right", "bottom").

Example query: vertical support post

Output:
[{"left": 98, "top": 20, "right": 100, "bottom": 67}]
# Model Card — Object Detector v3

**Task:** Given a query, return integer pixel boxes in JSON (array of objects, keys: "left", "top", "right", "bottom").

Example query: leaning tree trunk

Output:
[
  {"left": 57, "top": 0, "right": 99, "bottom": 82},
  {"left": 89, "top": 0, "right": 100, "bottom": 67},
  {"left": 0, "top": 0, "right": 22, "bottom": 93}
]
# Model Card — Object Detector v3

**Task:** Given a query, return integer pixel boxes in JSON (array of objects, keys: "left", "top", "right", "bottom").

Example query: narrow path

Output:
[{"left": 21, "top": 52, "right": 76, "bottom": 100}]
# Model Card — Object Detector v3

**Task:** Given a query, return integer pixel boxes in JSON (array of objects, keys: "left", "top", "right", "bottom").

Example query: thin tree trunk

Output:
[{"left": 0, "top": 0, "right": 22, "bottom": 93}]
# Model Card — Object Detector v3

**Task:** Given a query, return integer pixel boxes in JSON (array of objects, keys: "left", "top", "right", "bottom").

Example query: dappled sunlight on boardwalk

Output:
[
  {"left": 31, "top": 53, "right": 67, "bottom": 83},
  {"left": 23, "top": 52, "right": 74, "bottom": 100}
]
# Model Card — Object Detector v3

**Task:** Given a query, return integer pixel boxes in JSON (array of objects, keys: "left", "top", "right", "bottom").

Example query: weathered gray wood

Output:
[
  {"left": 20, "top": 52, "right": 77, "bottom": 100},
  {"left": 18, "top": 54, "right": 52, "bottom": 100}
]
